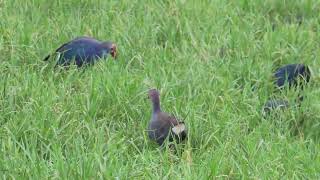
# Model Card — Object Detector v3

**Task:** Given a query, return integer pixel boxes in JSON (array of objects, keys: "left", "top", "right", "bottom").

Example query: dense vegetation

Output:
[{"left": 1, "top": 0, "right": 319, "bottom": 178}]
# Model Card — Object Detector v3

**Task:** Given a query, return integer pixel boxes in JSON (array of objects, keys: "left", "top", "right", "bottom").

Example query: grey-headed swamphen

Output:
[
  {"left": 43, "top": 36, "right": 117, "bottom": 67},
  {"left": 147, "top": 89, "right": 187, "bottom": 146}
]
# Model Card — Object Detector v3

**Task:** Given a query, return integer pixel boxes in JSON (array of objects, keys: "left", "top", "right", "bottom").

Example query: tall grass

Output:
[{"left": 0, "top": 0, "right": 319, "bottom": 178}]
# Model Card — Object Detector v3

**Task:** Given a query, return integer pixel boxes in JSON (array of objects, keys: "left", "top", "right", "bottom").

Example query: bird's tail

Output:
[{"left": 43, "top": 54, "right": 51, "bottom": 61}]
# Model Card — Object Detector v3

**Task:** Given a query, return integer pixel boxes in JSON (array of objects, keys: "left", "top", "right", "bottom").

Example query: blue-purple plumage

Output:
[
  {"left": 274, "top": 64, "right": 310, "bottom": 89},
  {"left": 44, "top": 37, "right": 117, "bottom": 67}
]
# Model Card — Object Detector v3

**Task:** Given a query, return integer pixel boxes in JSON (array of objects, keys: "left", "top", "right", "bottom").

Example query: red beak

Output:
[{"left": 111, "top": 44, "right": 117, "bottom": 59}]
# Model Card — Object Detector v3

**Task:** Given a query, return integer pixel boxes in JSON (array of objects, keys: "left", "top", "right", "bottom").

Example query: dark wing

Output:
[
  {"left": 42, "top": 36, "right": 93, "bottom": 61},
  {"left": 167, "top": 114, "right": 185, "bottom": 126},
  {"left": 43, "top": 54, "right": 51, "bottom": 61},
  {"left": 42, "top": 41, "right": 71, "bottom": 61}
]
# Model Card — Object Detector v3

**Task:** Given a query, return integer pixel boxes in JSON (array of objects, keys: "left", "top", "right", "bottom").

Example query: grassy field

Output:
[{"left": 1, "top": 0, "right": 320, "bottom": 179}]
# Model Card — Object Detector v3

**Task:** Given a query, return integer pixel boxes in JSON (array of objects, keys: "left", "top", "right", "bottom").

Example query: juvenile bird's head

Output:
[
  {"left": 102, "top": 41, "right": 117, "bottom": 59},
  {"left": 148, "top": 89, "right": 160, "bottom": 101}
]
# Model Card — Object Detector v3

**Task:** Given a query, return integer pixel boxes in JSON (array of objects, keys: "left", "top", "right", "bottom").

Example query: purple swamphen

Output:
[
  {"left": 43, "top": 36, "right": 117, "bottom": 67},
  {"left": 274, "top": 64, "right": 310, "bottom": 89}
]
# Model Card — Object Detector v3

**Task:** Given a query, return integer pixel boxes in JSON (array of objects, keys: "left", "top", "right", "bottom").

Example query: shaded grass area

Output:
[{"left": 0, "top": 0, "right": 320, "bottom": 178}]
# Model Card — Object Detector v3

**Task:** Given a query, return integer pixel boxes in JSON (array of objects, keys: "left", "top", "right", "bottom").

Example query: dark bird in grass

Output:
[
  {"left": 262, "top": 99, "right": 290, "bottom": 117},
  {"left": 43, "top": 36, "right": 117, "bottom": 67},
  {"left": 147, "top": 89, "right": 187, "bottom": 146},
  {"left": 274, "top": 64, "right": 311, "bottom": 90}
]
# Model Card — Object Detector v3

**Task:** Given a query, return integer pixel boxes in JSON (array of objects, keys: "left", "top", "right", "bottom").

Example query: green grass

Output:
[{"left": 1, "top": 0, "right": 320, "bottom": 178}]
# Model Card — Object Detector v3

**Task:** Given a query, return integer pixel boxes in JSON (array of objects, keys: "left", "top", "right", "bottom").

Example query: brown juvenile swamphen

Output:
[
  {"left": 147, "top": 89, "right": 187, "bottom": 146},
  {"left": 43, "top": 36, "right": 117, "bottom": 67}
]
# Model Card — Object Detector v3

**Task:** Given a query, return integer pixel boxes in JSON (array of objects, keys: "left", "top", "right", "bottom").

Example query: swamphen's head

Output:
[{"left": 102, "top": 41, "right": 117, "bottom": 59}]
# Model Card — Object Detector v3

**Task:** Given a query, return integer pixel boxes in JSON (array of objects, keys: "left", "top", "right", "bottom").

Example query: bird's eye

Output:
[{"left": 111, "top": 45, "right": 116, "bottom": 52}]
